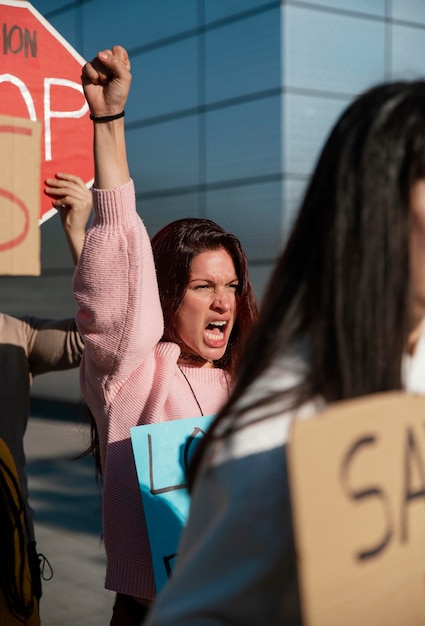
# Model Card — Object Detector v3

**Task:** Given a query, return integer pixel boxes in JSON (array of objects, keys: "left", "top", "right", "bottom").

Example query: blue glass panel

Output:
[
  {"left": 32, "top": 1, "right": 71, "bottom": 13},
  {"left": 206, "top": 96, "right": 281, "bottom": 183},
  {"left": 204, "top": 0, "right": 276, "bottom": 23},
  {"left": 137, "top": 0, "right": 199, "bottom": 44},
  {"left": 126, "top": 117, "right": 199, "bottom": 193},
  {"left": 290, "top": 0, "right": 385, "bottom": 17},
  {"left": 128, "top": 38, "right": 198, "bottom": 121},
  {"left": 391, "top": 0, "right": 425, "bottom": 24},
  {"left": 283, "top": 178, "right": 308, "bottom": 240},
  {"left": 248, "top": 263, "right": 276, "bottom": 304},
  {"left": 137, "top": 193, "right": 201, "bottom": 237},
  {"left": 82, "top": 0, "right": 198, "bottom": 53},
  {"left": 206, "top": 181, "right": 283, "bottom": 260},
  {"left": 284, "top": 93, "right": 350, "bottom": 176},
  {"left": 205, "top": 8, "right": 280, "bottom": 103},
  {"left": 392, "top": 25, "right": 425, "bottom": 78},
  {"left": 285, "top": 6, "right": 386, "bottom": 94}
]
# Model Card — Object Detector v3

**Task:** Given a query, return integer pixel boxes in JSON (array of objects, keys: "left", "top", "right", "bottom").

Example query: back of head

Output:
[
  {"left": 228, "top": 80, "right": 425, "bottom": 412},
  {"left": 189, "top": 81, "right": 425, "bottom": 487},
  {"left": 151, "top": 217, "right": 257, "bottom": 375}
]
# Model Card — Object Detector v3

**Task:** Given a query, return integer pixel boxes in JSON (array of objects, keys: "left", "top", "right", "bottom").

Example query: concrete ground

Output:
[{"left": 26, "top": 412, "right": 115, "bottom": 626}]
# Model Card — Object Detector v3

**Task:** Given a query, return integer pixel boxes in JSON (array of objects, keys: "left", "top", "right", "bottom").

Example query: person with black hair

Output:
[{"left": 146, "top": 80, "right": 425, "bottom": 625}]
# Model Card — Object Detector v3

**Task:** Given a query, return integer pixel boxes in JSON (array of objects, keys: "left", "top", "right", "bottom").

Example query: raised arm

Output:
[
  {"left": 72, "top": 45, "right": 163, "bottom": 397},
  {"left": 81, "top": 45, "right": 131, "bottom": 189},
  {"left": 44, "top": 172, "right": 92, "bottom": 265}
]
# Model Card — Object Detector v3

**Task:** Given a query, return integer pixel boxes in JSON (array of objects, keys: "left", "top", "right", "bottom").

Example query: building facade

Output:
[{"left": 1, "top": 0, "right": 425, "bottom": 398}]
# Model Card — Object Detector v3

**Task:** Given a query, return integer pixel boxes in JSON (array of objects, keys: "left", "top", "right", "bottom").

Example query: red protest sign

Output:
[{"left": 0, "top": 0, "right": 93, "bottom": 223}]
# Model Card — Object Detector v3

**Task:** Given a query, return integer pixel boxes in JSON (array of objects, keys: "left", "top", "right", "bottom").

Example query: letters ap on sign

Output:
[
  {"left": 287, "top": 392, "right": 425, "bottom": 626},
  {"left": 0, "top": 0, "right": 93, "bottom": 223},
  {"left": 130, "top": 415, "right": 214, "bottom": 593}
]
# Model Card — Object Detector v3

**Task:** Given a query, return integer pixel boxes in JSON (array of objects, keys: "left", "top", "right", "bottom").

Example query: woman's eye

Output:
[{"left": 228, "top": 283, "right": 239, "bottom": 290}]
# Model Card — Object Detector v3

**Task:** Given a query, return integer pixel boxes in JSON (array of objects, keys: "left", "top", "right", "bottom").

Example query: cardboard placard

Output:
[
  {"left": 287, "top": 392, "right": 425, "bottom": 626},
  {"left": 0, "top": 114, "right": 41, "bottom": 275},
  {"left": 131, "top": 415, "right": 214, "bottom": 592}
]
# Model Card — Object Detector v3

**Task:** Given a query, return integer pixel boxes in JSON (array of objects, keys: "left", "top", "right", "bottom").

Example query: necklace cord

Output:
[
  {"left": 178, "top": 366, "right": 232, "bottom": 417},
  {"left": 178, "top": 366, "right": 204, "bottom": 416}
]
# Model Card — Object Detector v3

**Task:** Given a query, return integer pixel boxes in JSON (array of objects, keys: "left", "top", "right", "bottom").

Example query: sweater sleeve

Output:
[
  {"left": 73, "top": 179, "right": 163, "bottom": 400},
  {"left": 0, "top": 313, "right": 83, "bottom": 377},
  {"left": 24, "top": 316, "right": 84, "bottom": 376}
]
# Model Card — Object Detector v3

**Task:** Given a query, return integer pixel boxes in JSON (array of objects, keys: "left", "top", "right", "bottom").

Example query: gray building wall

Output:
[{"left": 1, "top": 0, "right": 425, "bottom": 400}]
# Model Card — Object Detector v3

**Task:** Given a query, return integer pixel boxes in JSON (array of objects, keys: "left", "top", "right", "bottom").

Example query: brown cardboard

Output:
[
  {"left": 0, "top": 114, "right": 41, "bottom": 275},
  {"left": 287, "top": 392, "right": 425, "bottom": 626}
]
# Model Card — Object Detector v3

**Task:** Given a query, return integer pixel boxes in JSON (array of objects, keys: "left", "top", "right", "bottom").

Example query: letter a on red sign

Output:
[{"left": 0, "top": 0, "right": 93, "bottom": 222}]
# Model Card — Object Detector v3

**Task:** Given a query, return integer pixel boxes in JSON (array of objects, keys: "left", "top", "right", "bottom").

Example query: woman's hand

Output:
[
  {"left": 81, "top": 45, "right": 131, "bottom": 189},
  {"left": 81, "top": 45, "right": 132, "bottom": 118}
]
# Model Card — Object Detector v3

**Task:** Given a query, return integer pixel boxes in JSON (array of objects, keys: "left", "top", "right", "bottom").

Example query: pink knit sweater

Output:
[{"left": 73, "top": 180, "right": 230, "bottom": 600}]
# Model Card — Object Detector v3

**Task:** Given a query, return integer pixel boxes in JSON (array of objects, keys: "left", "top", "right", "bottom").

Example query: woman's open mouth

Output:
[{"left": 204, "top": 320, "right": 228, "bottom": 346}]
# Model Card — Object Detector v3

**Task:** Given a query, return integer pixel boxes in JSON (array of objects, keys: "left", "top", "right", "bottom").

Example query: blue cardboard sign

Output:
[{"left": 130, "top": 414, "right": 214, "bottom": 592}]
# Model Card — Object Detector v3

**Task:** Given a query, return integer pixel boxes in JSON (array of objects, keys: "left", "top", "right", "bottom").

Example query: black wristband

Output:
[{"left": 89, "top": 111, "right": 125, "bottom": 123}]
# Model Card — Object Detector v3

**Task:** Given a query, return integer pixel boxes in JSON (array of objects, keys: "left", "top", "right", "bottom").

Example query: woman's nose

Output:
[{"left": 211, "top": 291, "right": 232, "bottom": 312}]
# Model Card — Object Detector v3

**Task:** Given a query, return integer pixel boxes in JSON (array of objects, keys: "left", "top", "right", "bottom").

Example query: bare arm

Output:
[
  {"left": 44, "top": 172, "right": 92, "bottom": 265},
  {"left": 81, "top": 45, "right": 132, "bottom": 189}
]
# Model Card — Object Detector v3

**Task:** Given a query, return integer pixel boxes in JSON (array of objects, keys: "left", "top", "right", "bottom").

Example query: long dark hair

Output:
[
  {"left": 83, "top": 218, "right": 257, "bottom": 474},
  {"left": 151, "top": 217, "right": 257, "bottom": 377},
  {"left": 190, "top": 80, "right": 425, "bottom": 485}
]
